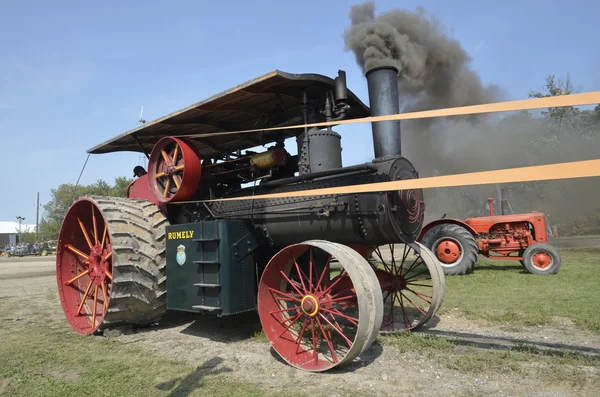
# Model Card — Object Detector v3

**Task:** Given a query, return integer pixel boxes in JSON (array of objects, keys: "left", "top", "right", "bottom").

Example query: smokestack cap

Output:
[{"left": 365, "top": 65, "right": 399, "bottom": 78}]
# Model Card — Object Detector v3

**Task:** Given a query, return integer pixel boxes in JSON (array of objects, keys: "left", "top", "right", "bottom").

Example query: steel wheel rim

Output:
[
  {"left": 257, "top": 241, "right": 382, "bottom": 372},
  {"left": 432, "top": 236, "right": 463, "bottom": 267},
  {"left": 56, "top": 198, "right": 113, "bottom": 334},
  {"left": 368, "top": 243, "right": 444, "bottom": 332}
]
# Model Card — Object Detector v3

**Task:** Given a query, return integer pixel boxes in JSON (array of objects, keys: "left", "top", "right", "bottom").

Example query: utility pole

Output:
[
  {"left": 36, "top": 192, "right": 40, "bottom": 241},
  {"left": 16, "top": 216, "right": 25, "bottom": 244}
]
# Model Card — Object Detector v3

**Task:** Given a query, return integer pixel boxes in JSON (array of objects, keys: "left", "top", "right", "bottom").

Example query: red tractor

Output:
[{"left": 418, "top": 197, "right": 561, "bottom": 275}]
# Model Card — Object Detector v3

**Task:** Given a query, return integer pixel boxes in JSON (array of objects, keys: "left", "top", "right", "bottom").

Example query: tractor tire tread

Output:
[
  {"left": 421, "top": 223, "right": 478, "bottom": 276},
  {"left": 87, "top": 196, "right": 168, "bottom": 330},
  {"left": 521, "top": 243, "right": 561, "bottom": 275}
]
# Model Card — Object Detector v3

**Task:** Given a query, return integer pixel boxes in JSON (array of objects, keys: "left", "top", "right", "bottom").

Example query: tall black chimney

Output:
[{"left": 365, "top": 66, "right": 401, "bottom": 159}]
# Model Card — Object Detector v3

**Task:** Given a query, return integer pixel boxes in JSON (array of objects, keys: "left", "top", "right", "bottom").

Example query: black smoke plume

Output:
[
  {"left": 343, "top": 1, "right": 600, "bottom": 234},
  {"left": 344, "top": 1, "right": 502, "bottom": 119}
]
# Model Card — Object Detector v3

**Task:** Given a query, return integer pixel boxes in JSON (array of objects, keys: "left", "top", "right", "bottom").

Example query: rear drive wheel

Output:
[
  {"left": 521, "top": 244, "right": 561, "bottom": 275},
  {"left": 421, "top": 224, "right": 478, "bottom": 275},
  {"left": 56, "top": 196, "right": 168, "bottom": 334}
]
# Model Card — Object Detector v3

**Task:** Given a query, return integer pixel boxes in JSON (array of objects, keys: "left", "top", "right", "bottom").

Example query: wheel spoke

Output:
[
  {"left": 91, "top": 203, "right": 98, "bottom": 245},
  {"left": 160, "top": 150, "right": 172, "bottom": 165},
  {"left": 155, "top": 171, "right": 166, "bottom": 179},
  {"left": 314, "top": 255, "right": 331, "bottom": 293},
  {"left": 66, "top": 269, "right": 91, "bottom": 286},
  {"left": 277, "top": 312, "right": 304, "bottom": 339},
  {"left": 320, "top": 307, "right": 359, "bottom": 326},
  {"left": 295, "top": 318, "right": 310, "bottom": 354},
  {"left": 91, "top": 285, "right": 98, "bottom": 327},
  {"left": 101, "top": 225, "right": 107, "bottom": 249},
  {"left": 318, "top": 312, "right": 353, "bottom": 347},
  {"left": 292, "top": 254, "right": 309, "bottom": 293},
  {"left": 280, "top": 270, "right": 305, "bottom": 296},
  {"left": 400, "top": 291, "right": 428, "bottom": 316},
  {"left": 172, "top": 144, "right": 179, "bottom": 163},
  {"left": 104, "top": 270, "right": 113, "bottom": 281},
  {"left": 163, "top": 179, "right": 171, "bottom": 197},
  {"left": 404, "top": 287, "right": 433, "bottom": 304},
  {"left": 101, "top": 281, "right": 108, "bottom": 316},
  {"left": 268, "top": 287, "right": 301, "bottom": 302},
  {"left": 66, "top": 244, "right": 89, "bottom": 260},
  {"left": 316, "top": 317, "right": 338, "bottom": 363},
  {"left": 76, "top": 278, "right": 94, "bottom": 316},
  {"left": 77, "top": 218, "right": 93, "bottom": 250},
  {"left": 270, "top": 306, "right": 302, "bottom": 315}
]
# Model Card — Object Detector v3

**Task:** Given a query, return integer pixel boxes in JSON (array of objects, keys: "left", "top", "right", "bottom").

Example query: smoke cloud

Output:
[
  {"left": 344, "top": 1, "right": 502, "bottom": 118},
  {"left": 343, "top": 2, "right": 600, "bottom": 234}
]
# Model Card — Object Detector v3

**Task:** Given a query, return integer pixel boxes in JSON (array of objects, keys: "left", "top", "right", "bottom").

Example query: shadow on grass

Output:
[
  {"left": 155, "top": 356, "right": 233, "bottom": 396},
  {"left": 131, "top": 309, "right": 263, "bottom": 344},
  {"left": 268, "top": 340, "right": 384, "bottom": 373},
  {"left": 472, "top": 264, "right": 526, "bottom": 272},
  {"left": 420, "top": 328, "right": 600, "bottom": 359}
]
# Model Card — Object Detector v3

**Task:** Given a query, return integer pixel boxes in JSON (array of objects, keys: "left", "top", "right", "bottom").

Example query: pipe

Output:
[
  {"left": 252, "top": 163, "right": 378, "bottom": 189},
  {"left": 365, "top": 66, "right": 401, "bottom": 159}
]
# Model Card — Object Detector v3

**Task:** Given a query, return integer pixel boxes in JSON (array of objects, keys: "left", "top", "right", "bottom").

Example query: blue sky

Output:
[{"left": 0, "top": 0, "right": 598, "bottom": 224}]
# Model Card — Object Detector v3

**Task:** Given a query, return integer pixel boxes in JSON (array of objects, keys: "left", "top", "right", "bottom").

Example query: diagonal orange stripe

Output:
[
  {"left": 178, "top": 158, "right": 600, "bottom": 203},
  {"left": 178, "top": 91, "right": 600, "bottom": 139}
]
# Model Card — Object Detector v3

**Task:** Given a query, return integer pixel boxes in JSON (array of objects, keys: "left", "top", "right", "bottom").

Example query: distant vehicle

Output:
[{"left": 418, "top": 197, "right": 561, "bottom": 276}]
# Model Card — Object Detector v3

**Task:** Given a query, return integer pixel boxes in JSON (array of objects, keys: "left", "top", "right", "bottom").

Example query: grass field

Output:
[
  {"left": 0, "top": 299, "right": 292, "bottom": 397},
  {"left": 438, "top": 248, "right": 600, "bottom": 332},
  {"left": 0, "top": 248, "right": 598, "bottom": 396}
]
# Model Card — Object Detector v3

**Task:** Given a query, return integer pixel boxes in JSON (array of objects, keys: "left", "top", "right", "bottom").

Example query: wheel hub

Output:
[
  {"left": 300, "top": 295, "right": 319, "bottom": 317},
  {"left": 87, "top": 244, "right": 111, "bottom": 283},
  {"left": 392, "top": 275, "right": 406, "bottom": 291},
  {"left": 165, "top": 164, "right": 176, "bottom": 175},
  {"left": 435, "top": 239, "right": 462, "bottom": 264},
  {"left": 532, "top": 252, "right": 551, "bottom": 269}
]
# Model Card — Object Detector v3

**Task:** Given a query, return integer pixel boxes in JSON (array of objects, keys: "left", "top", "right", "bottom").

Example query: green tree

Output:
[
  {"left": 39, "top": 177, "right": 132, "bottom": 240},
  {"left": 16, "top": 227, "right": 37, "bottom": 244}
]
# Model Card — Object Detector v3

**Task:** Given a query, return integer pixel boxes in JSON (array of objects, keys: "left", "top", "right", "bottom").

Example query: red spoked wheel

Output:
[
  {"left": 358, "top": 242, "right": 445, "bottom": 332},
  {"left": 148, "top": 136, "right": 202, "bottom": 203},
  {"left": 56, "top": 196, "right": 169, "bottom": 335},
  {"left": 257, "top": 240, "right": 383, "bottom": 372},
  {"left": 56, "top": 199, "right": 114, "bottom": 334}
]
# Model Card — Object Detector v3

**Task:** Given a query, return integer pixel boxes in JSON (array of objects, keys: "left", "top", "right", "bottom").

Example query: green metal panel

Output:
[{"left": 165, "top": 220, "right": 260, "bottom": 316}]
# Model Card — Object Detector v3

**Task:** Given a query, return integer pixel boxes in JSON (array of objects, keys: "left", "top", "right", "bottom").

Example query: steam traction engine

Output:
[
  {"left": 55, "top": 66, "right": 445, "bottom": 372},
  {"left": 419, "top": 197, "right": 561, "bottom": 276}
]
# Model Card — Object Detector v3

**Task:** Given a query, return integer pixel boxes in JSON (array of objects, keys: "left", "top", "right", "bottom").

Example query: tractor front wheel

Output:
[
  {"left": 257, "top": 240, "right": 383, "bottom": 372},
  {"left": 421, "top": 224, "right": 478, "bottom": 275},
  {"left": 56, "top": 196, "right": 168, "bottom": 334},
  {"left": 521, "top": 243, "right": 561, "bottom": 275}
]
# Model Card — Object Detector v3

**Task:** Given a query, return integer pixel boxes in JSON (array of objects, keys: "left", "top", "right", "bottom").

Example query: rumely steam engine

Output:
[{"left": 56, "top": 66, "right": 445, "bottom": 371}]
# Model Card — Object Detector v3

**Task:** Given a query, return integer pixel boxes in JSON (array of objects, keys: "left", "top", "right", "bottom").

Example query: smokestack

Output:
[{"left": 365, "top": 66, "right": 401, "bottom": 159}]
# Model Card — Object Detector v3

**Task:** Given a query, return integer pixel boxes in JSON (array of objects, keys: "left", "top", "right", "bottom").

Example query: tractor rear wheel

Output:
[
  {"left": 421, "top": 224, "right": 478, "bottom": 275},
  {"left": 56, "top": 196, "right": 168, "bottom": 334},
  {"left": 521, "top": 243, "right": 561, "bottom": 275}
]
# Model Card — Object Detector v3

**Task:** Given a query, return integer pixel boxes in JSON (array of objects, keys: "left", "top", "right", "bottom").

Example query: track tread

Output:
[{"left": 87, "top": 195, "right": 168, "bottom": 329}]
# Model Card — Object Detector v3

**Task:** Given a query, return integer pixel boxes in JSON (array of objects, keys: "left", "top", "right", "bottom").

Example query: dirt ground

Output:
[{"left": 1, "top": 255, "right": 599, "bottom": 397}]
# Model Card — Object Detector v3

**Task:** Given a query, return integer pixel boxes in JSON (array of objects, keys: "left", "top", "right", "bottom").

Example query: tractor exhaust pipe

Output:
[{"left": 365, "top": 66, "right": 401, "bottom": 159}]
